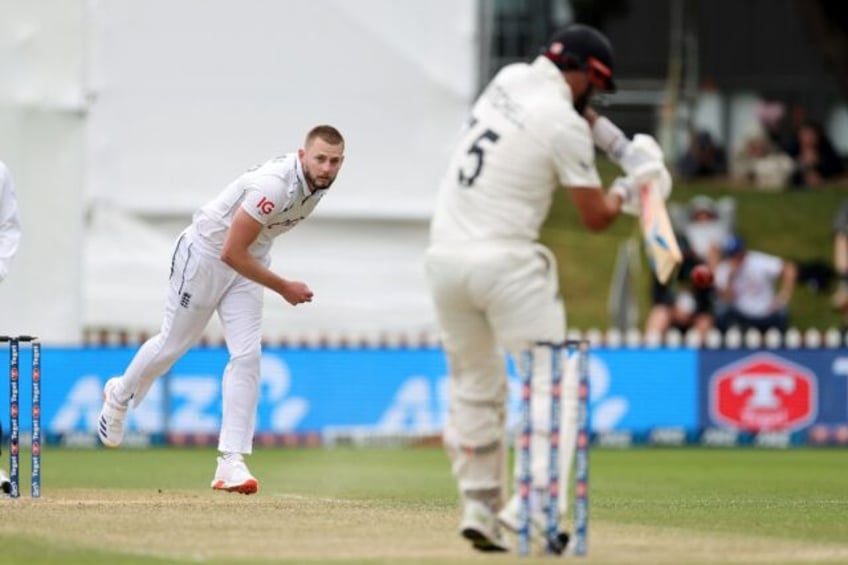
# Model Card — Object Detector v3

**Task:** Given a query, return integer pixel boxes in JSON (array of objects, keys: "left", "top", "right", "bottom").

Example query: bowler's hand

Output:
[{"left": 280, "top": 280, "right": 314, "bottom": 305}]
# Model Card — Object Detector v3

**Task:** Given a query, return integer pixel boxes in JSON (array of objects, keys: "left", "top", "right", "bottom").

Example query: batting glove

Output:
[
  {"left": 610, "top": 166, "right": 673, "bottom": 217},
  {"left": 628, "top": 159, "right": 673, "bottom": 200},
  {"left": 609, "top": 176, "right": 640, "bottom": 216},
  {"left": 619, "top": 134, "right": 666, "bottom": 177}
]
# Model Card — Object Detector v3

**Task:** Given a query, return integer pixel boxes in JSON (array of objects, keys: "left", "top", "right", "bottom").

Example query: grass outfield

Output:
[{"left": 1, "top": 447, "right": 847, "bottom": 564}]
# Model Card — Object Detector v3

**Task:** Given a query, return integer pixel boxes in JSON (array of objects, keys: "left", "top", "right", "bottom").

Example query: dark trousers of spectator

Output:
[{"left": 716, "top": 305, "right": 789, "bottom": 333}]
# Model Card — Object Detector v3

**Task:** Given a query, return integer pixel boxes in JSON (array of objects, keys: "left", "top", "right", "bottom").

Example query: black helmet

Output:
[{"left": 541, "top": 23, "right": 616, "bottom": 92}]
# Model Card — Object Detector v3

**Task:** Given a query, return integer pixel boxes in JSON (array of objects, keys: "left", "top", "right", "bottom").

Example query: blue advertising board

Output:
[
  {"left": 699, "top": 349, "right": 848, "bottom": 435},
  {"left": 549, "top": 348, "right": 697, "bottom": 434},
  {"left": 1, "top": 345, "right": 697, "bottom": 441}
]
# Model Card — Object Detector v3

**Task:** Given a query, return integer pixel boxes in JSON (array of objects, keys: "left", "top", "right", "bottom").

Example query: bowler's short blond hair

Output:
[{"left": 306, "top": 125, "right": 344, "bottom": 147}]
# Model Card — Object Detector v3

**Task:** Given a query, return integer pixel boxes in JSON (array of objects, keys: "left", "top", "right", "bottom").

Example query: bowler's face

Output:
[{"left": 299, "top": 139, "right": 344, "bottom": 190}]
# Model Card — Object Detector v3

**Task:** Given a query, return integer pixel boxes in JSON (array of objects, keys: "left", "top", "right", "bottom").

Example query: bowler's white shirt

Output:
[
  {"left": 192, "top": 154, "right": 326, "bottom": 258},
  {"left": 0, "top": 161, "right": 21, "bottom": 282},
  {"left": 430, "top": 56, "right": 601, "bottom": 244},
  {"left": 715, "top": 251, "right": 784, "bottom": 317}
]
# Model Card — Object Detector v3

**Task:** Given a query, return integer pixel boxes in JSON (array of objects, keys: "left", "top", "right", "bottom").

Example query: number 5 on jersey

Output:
[{"left": 458, "top": 129, "right": 500, "bottom": 187}]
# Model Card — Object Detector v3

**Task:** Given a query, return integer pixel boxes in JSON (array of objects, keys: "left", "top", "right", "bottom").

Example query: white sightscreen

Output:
[
  {"left": 79, "top": 0, "right": 477, "bottom": 339},
  {"left": 86, "top": 0, "right": 477, "bottom": 219}
]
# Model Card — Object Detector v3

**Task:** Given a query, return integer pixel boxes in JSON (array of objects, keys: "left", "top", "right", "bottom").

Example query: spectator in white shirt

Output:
[{"left": 714, "top": 235, "right": 797, "bottom": 332}]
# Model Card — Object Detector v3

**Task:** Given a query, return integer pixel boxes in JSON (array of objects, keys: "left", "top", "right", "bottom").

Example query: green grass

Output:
[
  {"left": 45, "top": 447, "right": 454, "bottom": 501},
  {"left": 2, "top": 447, "right": 847, "bottom": 564},
  {"left": 593, "top": 448, "right": 848, "bottom": 543},
  {"left": 542, "top": 159, "right": 848, "bottom": 330}
]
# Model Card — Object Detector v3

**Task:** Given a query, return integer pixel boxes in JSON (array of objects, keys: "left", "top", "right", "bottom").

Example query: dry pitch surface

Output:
[{"left": 3, "top": 488, "right": 848, "bottom": 564}]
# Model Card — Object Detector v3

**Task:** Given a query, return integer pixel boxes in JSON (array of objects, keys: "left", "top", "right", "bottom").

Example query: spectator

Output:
[
  {"left": 680, "top": 195, "right": 732, "bottom": 270},
  {"left": 756, "top": 99, "right": 793, "bottom": 153},
  {"left": 714, "top": 235, "right": 797, "bottom": 332},
  {"left": 831, "top": 200, "right": 848, "bottom": 317},
  {"left": 648, "top": 194, "right": 735, "bottom": 337},
  {"left": 644, "top": 233, "right": 715, "bottom": 338},
  {"left": 730, "top": 128, "right": 794, "bottom": 190},
  {"left": 677, "top": 129, "right": 726, "bottom": 180},
  {"left": 786, "top": 120, "right": 845, "bottom": 188}
]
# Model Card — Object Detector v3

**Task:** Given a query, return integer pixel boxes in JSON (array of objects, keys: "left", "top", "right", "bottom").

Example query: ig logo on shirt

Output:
[{"left": 257, "top": 197, "right": 275, "bottom": 215}]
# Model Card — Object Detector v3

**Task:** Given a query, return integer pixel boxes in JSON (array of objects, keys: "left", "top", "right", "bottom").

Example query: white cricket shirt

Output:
[
  {"left": 191, "top": 154, "right": 326, "bottom": 258},
  {"left": 714, "top": 251, "right": 784, "bottom": 317},
  {"left": 0, "top": 161, "right": 21, "bottom": 282},
  {"left": 430, "top": 56, "right": 601, "bottom": 244}
]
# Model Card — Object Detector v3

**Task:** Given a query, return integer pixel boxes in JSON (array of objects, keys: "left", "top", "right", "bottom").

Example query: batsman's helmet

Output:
[{"left": 541, "top": 23, "right": 616, "bottom": 92}]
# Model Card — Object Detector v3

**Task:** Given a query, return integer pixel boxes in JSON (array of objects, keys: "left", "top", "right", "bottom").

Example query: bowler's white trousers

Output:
[
  {"left": 115, "top": 228, "right": 264, "bottom": 454},
  {"left": 425, "top": 241, "right": 578, "bottom": 512}
]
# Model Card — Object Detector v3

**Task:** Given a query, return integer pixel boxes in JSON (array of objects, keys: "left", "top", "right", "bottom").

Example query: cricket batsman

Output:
[{"left": 425, "top": 23, "right": 670, "bottom": 552}]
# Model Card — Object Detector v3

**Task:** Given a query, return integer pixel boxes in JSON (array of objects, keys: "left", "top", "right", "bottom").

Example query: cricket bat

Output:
[{"left": 639, "top": 177, "right": 682, "bottom": 284}]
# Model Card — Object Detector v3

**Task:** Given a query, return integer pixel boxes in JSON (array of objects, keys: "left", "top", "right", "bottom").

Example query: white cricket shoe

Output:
[
  {"left": 460, "top": 499, "right": 510, "bottom": 552},
  {"left": 498, "top": 492, "right": 547, "bottom": 537},
  {"left": 98, "top": 377, "right": 129, "bottom": 448},
  {"left": 210, "top": 455, "right": 259, "bottom": 495},
  {"left": 498, "top": 492, "right": 570, "bottom": 555},
  {"left": 0, "top": 468, "right": 10, "bottom": 494}
]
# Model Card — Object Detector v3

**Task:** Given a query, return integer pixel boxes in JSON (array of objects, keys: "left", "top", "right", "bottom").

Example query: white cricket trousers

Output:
[
  {"left": 425, "top": 241, "right": 578, "bottom": 511},
  {"left": 116, "top": 229, "right": 264, "bottom": 454}
]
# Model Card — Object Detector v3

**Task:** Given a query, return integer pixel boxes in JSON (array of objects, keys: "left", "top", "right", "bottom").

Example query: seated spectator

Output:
[
  {"left": 681, "top": 195, "right": 732, "bottom": 270},
  {"left": 648, "top": 194, "right": 736, "bottom": 337},
  {"left": 785, "top": 120, "right": 845, "bottom": 188},
  {"left": 756, "top": 99, "right": 793, "bottom": 154},
  {"left": 677, "top": 130, "right": 726, "bottom": 180},
  {"left": 714, "top": 235, "right": 798, "bottom": 332},
  {"left": 832, "top": 200, "right": 848, "bottom": 315},
  {"left": 645, "top": 234, "right": 715, "bottom": 338},
  {"left": 730, "top": 128, "right": 794, "bottom": 190}
]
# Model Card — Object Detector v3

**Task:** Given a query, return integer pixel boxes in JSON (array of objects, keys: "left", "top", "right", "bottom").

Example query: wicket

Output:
[
  {"left": 1, "top": 335, "right": 42, "bottom": 498},
  {"left": 517, "top": 339, "right": 590, "bottom": 557}
]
